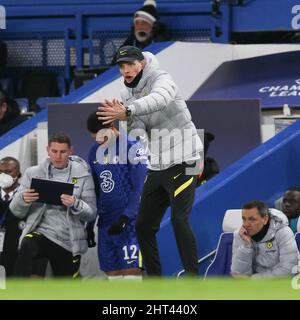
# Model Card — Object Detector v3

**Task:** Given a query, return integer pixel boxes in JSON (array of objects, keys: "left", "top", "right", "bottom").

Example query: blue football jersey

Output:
[{"left": 88, "top": 136, "right": 147, "bottom": 226}]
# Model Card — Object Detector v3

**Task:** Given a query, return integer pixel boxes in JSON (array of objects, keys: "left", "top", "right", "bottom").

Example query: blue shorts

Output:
[{"left": 98, "top": 219, "right": 142, "bottom": 272}]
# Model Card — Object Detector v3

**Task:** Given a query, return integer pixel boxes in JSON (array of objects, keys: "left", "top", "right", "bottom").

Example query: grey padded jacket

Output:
[
  {"left": 9, "top": 156, "right": 97, "bottom": 256},
  {"left": 231, "top": 209, "right": 298, "bottom": 277},
  {"left": 122, "top": 52, "right": 202, "bottom": 171}
]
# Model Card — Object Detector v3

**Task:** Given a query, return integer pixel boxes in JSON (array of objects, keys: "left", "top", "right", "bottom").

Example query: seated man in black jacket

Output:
[
  {"left": 0, "top": 157, "right": 47, "bottom": 277},
  {"left": 0, "top": 90, "right": 27, "bottom": 136},
  {"left": 0, "top": 40, "right": 7, "bottom": 77},
  {"left": 0, "top": 157, "right": 25, "bottom": 276}
]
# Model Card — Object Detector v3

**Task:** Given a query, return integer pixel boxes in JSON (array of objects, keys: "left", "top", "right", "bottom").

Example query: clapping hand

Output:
[{"left": 97, "top": 99, "right": 127, "bottom": 124}]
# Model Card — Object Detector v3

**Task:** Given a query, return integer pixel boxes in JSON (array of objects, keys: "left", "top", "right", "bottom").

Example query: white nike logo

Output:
[{"left": 173, "top": 173, "right": 182, "bottom": 179}]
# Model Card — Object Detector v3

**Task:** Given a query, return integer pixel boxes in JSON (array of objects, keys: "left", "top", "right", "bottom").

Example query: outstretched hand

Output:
[{"left": 97, "top": 99, "right": 127, "bottom": 124}]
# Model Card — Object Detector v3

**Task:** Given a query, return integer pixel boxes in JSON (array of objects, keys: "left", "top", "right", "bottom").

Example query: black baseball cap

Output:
[{"left": 115, "top": 46, "right": 145, "bottom": 64}]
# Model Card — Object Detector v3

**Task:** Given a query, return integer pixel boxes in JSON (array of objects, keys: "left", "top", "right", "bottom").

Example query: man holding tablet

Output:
[{"left": 10, "top": 132, "right": 97, "bottom": 278}]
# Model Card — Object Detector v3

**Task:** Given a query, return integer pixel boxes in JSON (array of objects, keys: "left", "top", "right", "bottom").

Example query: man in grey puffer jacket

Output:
[
  {"left": 10, "top": 132, "right": 97, "bottom": 277},
  {"left": 231, "top": 200, "right": 298, "bottom": 277},
  {"left": 98, "top": 46, "right": 203, "bottom": 276}
]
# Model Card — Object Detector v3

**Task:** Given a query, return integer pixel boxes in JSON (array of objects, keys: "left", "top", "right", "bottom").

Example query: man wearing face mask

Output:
[
  {"left": 111, "top": 0, "right": 171, "bottom": 65},
  {"left": 0, "top": 157, "right": 24, "bottom": 276},
  {"left": 86, "top": 112, "right": 147, "bottom": 280}
]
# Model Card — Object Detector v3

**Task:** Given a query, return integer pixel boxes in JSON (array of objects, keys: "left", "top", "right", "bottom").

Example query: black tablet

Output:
[{"left": 30, "top": 178, "right": 74, "bottom": 206}]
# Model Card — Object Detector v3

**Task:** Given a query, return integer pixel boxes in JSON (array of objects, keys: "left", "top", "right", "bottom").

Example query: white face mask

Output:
[
  {"left": 135, "top": 30, "right": 151, "bottom": 43},
  {"left": 0, "top": 173, "right": 17, "bottom": 189},
  {"left": 96, "top": 128, "right": 116, "bottom": 148}
]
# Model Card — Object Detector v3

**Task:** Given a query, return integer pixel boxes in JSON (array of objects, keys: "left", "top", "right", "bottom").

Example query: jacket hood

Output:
[
  {"left": 261, "top": 208, "right": 289, "bottom": 242},
  {"left": 132, "top": 51, "right": 160, "bottom": 91},
  {"left": 143, "top": 51, "right": 160, "bottom": 72},
  {"left": 39, "top": 155, "right": 91, "bottom": 179}
]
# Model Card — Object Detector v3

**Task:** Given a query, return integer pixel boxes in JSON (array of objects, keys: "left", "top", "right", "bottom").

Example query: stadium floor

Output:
[{"left": 1, "top": 277, "right": 300, "bottom": 300}]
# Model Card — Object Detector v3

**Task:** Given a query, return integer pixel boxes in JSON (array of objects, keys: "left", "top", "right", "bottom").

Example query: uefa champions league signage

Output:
[{"left": 259, "top": 79, "right": 300, "bottom": 98}]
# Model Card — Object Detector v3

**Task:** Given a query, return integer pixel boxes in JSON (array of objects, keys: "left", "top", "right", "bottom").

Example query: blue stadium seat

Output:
[
  {"left": 0, "top": 78, "right": 14, "bottom": 97},
  {"left": 56, "top": 76, "right": 66, "bottom": 96},
  {"left": 204, "top": 232, "right": 234, "bottom": 277},
  {"left": 176, "top": 209, "right": 241, "bottom": 278},
  {"left": 15, "top": 97, "right": 29, "bottom": 113},
  {"left": 36, "top": 97, "right": 61, "bottom": 109},
  {"left": 68, "top": 79, "right": 75, "bottom": 93},
  {"left": 204, "top": 209, "right": 242, "bottom": 277}
]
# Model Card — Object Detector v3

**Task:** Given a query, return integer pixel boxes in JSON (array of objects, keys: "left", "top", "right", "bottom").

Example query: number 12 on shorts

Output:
[{"left": 122, "top": 245, "right": 138, "bottom": 262}]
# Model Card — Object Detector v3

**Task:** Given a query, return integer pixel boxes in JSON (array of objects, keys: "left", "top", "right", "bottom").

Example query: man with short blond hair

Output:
[{"left": 10, "top": 132, "right": 96, "bottom": 277}]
